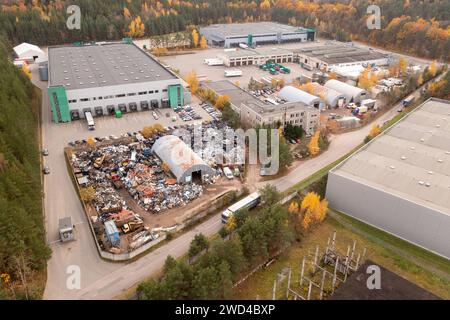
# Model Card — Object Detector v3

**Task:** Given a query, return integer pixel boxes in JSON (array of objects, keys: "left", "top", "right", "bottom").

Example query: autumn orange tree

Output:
[
  {"left": 308, "top": 130, "right": 320, "bottom": 156},
  {"left": 428, "top": 60, "right": 438, "bottom": 78},
  {"left": 369, "top": 124, "right": 381, "bottom": 138},
  {"left": 186, "top": 71, "right": 199, "bottom": 94},
  {"left": 300, "top": 192, "right": 328, "bottom": 230},
  {"left": 21, "top": 64, "right": 31, "bottom": 79},
  {"left": 141, "top": 125, "right": 156, "bottom": 138},
  {"left": 127, "top": 16, "right": 145, "bottom": 38},
  {"left": 215, "top": 95, "right": 230, "bottom": 110}
]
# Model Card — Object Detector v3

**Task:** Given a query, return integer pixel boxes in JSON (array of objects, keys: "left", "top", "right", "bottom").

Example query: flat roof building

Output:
[
  {"left": 326, "top": 98, "right": 450, "bottom": 259},
  {"left": 295, "top": 42, "right": 389, "bottom": 72},
  {"left": 200, "top": 22, "right": 315, "bottom": 48},
  {"left": 217, "top": 47, "right": 294, "bottom": 67},
  {"left": 47, "top": 41, "right": 187, "bottom": 123}
]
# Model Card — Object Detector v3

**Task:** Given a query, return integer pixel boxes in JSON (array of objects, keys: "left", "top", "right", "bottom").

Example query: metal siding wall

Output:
[{"left": 326, "top": 172, "right": 450, "bottom": 259}]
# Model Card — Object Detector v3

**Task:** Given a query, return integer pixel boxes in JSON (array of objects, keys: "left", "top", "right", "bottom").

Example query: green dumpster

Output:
[{"left": 115, "top": 110, "right": 122, "bottom": 118}]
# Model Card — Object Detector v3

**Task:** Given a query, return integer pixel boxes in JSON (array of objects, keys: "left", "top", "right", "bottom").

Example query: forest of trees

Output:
[
  {"left": 0, "top": 36, "right": 50, "bottom": 299},
  {"left": 0, "top": 0, "right": 448, "bottom": 60}
]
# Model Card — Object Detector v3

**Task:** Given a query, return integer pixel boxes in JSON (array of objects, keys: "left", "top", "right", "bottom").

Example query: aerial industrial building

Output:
[
  {"left": 278, "top": 85, "right": 323, "bottom": 109},
  {"left": 200, "top": 22, "right": 315, "bottom": 48},
  {"left": 307, "top": 82, "right": 346, "bottom": 108},
  {"left": 47, "top": 41, "right": 188, "bottom": 123},
  {"left": 326, "top": 98, "right": 450, "bottom": 259},
  {"left": 217, "top": 47, "right": 294, "bottom": 67},
  {"left": 204, "top": 80, "right": 319, "bottom": 134},
  {"left": 152, "top": 135, "right": 215, "bottom": 184},
  {"left": 294, "top": 42, "right": 389, "bottom": 71},
  {"left": 324, "top": 79, "right": 368, "bottom": 104}
]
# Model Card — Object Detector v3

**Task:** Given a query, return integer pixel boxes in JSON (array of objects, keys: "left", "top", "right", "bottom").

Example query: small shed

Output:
[{"left": 104, "top": 220, "right": 120, "bottom": 246}]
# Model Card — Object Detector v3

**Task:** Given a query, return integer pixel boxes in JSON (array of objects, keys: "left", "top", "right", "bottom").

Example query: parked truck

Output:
[
  {"left": 85, "top": 111, "right": 95, "bottom": 130},
  {"left": 224, "top": 69, "right": 242, "bottom": 77},
  {"left": 403, "top": 95, "right": 415, "bottom": 107}
]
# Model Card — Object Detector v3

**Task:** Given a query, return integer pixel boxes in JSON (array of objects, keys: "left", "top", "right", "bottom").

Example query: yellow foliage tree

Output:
[
  {"left": 152, "top": 47, "right": 168, "bottom": 56},
  {"left": 186, "top": 71, "right": 199, "bottom": 94},
  {"left": 308, "top": 130, "right": 320, "bottom": 156},
  {"left": 225, "top": 215, "right": 237, "bottom": 233},
  {"left": 260, "top": 0, "right": 270, "bottom": 10},
  {"left": 199, "top": 35, "right": 207, "bottom": 49},
  {"left": 123, "top": 7, "right": 131, "bottom": 18},
  {"left": 191, "top": 29, "right": 199, "bottom": 47},
  {"left": 22, "top": 64, "right": 31, "bottom": 79},
  {"left": 127, "top": 16, "right": 145, "bottom": 38},
  {"left": 153, "top": 123, "right": 165, "bottom": 132},
  {"left": 428, "top": 60, "right": 437, "bottom": 77},
  {"left": 234, "top": 81, "right": 240, "bottom": 87},
  {"left": 300, "top": 192, "right": 328, "bottom": 230},
  {"left": 162, "top": 162, "right": 170, "bottom": 173},
  {"left": 215, "top": 95, "right": 230, "bottom": 109},
  {"left": 358, "top": 66, "right": 378, "bottom": 90},
  {"left": 398, "top": 57, "right": 408, "bottom": 75},
  {"left": 288, "top": 201, "right": 299, "bottom": 214},
  {"left": 369, "top": 124, "right": 381, "bottom": 138},
  {"left": 328, "top": 71, "right": 338, "bottom": 80}
]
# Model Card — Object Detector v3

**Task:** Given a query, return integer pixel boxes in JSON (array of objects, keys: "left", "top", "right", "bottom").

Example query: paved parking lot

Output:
[{"left": 158, "top": 42, "right": 319, "bottom": 86}]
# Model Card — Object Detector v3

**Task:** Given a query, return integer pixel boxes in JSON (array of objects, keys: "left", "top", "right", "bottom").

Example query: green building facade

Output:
[
  {"left": 168, "top": 84, "right": 184, "bottom": 108},
  {"left": 48, "top": 86, "right": 71, "bottom": 123}
]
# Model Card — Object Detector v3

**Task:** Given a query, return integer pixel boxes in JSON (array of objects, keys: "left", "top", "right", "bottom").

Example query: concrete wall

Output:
[{"left": 326, "top": 172, "right": 450, "bottom": 260}]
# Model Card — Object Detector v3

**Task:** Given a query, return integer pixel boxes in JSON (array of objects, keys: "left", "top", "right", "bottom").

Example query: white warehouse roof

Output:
[
  {"left": 152, "top": 135, "right": 215, "bottom": 183},
  {"left": 327, "top": 98, "right": 450, "bottom": 259},
  {"left": 13, "top": 42, "right": 45, "bottom": 60},
  {"left": 279, "top": 86, "right": 321, "bottom": 106},
  {"left": 324, "top": 79, "right": 368, "bottom": 103},
  {"left": 309, "top": 82, "right": 346, "bottom": 108}
]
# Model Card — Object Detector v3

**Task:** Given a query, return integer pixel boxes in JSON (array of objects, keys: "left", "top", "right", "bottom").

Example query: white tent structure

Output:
[
  {"left": 152, "top": 135, "right": 215, "bottom": 183},
  {"left": 13, "top": 42, "right": 45, "bottom": 62},
  {"left": 309, "top": 82, "right": 346, "bottom": 108},
  {"left": 278, "top": 86, "right": 322, "bottom": 109},
  {"left": 324, "top": 79, "right": 368, "bottom": 103}
]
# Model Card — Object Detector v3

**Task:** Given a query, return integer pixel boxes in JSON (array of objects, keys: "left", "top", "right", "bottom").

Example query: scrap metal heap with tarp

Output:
[{"left": 68, "top": 131, "right": 216, "bottom": 253}]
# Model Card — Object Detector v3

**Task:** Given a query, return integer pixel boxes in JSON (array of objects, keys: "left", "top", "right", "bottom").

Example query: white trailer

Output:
[
  {"left": 221, "top": 192, "right": 261, "bottom": 223},
  {"left": 239, "top": 43, "right": 249, "bottom": 49},
  {"left": 224, "top": 69, "right": 242, "bottom": 77},
  {"left": 85, "top": 111, "right": 95, "bottom": 130}
]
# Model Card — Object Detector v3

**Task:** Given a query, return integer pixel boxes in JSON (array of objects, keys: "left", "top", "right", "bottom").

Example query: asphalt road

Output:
[{"left": 35, "top": 63, "right": 439, "bottom": 300}]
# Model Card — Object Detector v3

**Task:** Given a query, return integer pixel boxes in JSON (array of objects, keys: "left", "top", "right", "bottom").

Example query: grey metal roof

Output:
[
  {"left": 279, "top": 86, "right": 321, "bottom": 105},
  {"left": 48, "top": 42, "right": 176, "bottom": 90},
  {"left": 331, "top": 98, "right": 450, "bottom": 216},
  {"left": 201, "top": 22, "right": 308, "bottom": 40},
  {"left": 152, "top": 135, "right": 214, "bottom": 183},
  {"left": 203, "top": 80, "right": 262, "bottom": 108},
  {"left": 309, "top": 82, "right": 346, "bottom": 107},
  {"left": 295, "top": 43, "right": 387, "bottom": 65},
  {"left": 324, "top": 80, "right": 367, "bottom": 101}
]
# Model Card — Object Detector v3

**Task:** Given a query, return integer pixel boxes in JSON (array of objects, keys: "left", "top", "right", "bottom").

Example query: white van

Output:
[{"left": 223, "top": 167, "right": 234, "bottom": 179}]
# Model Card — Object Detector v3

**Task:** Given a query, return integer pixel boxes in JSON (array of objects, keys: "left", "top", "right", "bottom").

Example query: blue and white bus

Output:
[{"left": 221, "top": 192, "right": 261, "bottom": 224}]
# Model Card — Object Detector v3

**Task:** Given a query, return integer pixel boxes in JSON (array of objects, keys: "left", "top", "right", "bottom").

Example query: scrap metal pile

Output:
[{"left": 70, "top": 132, "right": 206, "bottom": 216}]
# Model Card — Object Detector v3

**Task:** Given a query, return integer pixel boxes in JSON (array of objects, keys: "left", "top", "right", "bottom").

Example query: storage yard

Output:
[{"left": 67, "top": 121, "right": 244, "bottom": 254}]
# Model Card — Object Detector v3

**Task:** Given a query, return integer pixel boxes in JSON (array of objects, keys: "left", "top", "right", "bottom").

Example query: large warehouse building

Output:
[
  {"left": 326, "top": 98, "right": 450, "bottom": 259},
  {"left": 217, "top": 47, "right": 294, "bottom": 67},
  {"left": 47, "top": 41, "right": 187, "bottom": 123},
  {"left": 200, "top": 22, "right": 315, "bottom": 48},
  {"left": 152, "top": 135, "right": 215, "bottom": 183},
  {"left": 294, "top": 42, "right": 389, "bottom": 72}
]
